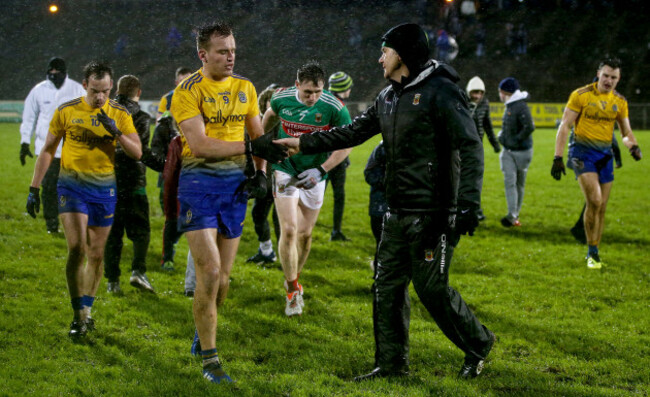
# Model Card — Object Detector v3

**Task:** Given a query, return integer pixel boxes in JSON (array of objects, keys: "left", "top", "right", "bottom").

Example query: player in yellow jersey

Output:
[
  {"left": 156, "top": 66, "right": 193, "bottom": 122},
  {"left": 26, "top": 61, "right": 142, "bottom": 338},
  {"left": 552, "top": 58, "right": 642, "bottom": 269},
  {"left": 170, "top": 21, "right": 287, "bottom": 384}
]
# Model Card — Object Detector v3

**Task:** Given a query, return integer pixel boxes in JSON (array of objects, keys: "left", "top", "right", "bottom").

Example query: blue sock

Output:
[
  {"left": 82, "top": 295, "right": 95, "bottom": 308},
  {"left": 71, "top": 297, "right": 83, "bottom": 311},
  {"left": 588, "top": 245, "right": 599, "bottom": 257}
]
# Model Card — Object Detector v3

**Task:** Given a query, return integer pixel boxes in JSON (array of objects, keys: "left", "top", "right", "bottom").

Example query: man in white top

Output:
[{"left": 20, "top": 57, "right": 85, "bottom": 233}]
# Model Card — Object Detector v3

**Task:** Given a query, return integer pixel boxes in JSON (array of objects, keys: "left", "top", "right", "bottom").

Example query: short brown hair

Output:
[
  {"left": 176, "top": 67, "right": 193, "bottom": 79},
  {"left": 196, "top": 21, "right": 233, "bottom": 50},
  {"left": 83, "top": 61, "right": 113, "bottom": 82},
  {"left": 116, "top": 75, "right": 140, "bottom": 98}
]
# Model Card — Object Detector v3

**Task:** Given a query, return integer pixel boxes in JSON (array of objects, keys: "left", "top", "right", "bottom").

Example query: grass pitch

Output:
[{"left": 0, "top": 122, "right": 648, "bottom": 396}]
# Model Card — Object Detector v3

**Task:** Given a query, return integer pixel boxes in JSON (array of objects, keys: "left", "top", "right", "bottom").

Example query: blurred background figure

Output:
[{"left": 19, "top": 57, "right": 85, "bottom": 233}]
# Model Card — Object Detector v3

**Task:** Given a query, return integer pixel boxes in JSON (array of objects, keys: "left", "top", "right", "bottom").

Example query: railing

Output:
[{"left": 4, "top": 100, "right": 650, "bottom": 130}]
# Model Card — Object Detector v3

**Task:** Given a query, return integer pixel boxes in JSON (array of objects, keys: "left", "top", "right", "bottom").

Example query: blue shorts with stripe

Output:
[
  {"left": 568, "top": 145, "right": 614, "bottom": 184},
  {"left": 57, "top": 185, "right": 117, "bottom": 227}
]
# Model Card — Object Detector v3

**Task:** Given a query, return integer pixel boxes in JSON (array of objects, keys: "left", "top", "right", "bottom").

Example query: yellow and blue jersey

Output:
[
  {"left": 157, "top": 89, "right": 174, "bottom": 114},
  {"left": 566, "top": 82, "right": 628, "bottom": 152},
  {"left": 50, "top": 97, "right": 137, "bottom": 201},
  {"left": 170, "top": 69, "right": 259, "bottom": 193}
]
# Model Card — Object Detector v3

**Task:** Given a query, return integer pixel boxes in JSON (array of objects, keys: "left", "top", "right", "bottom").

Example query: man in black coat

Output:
[
  {"left": 276, "top": 23, "right": 495, "bottom": 380},
  {"left": 104, "top": 75, "right": 162, "bottom": 294}
]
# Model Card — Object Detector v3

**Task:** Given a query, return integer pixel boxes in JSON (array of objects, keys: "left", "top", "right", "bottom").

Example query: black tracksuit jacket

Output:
[{"left": 300, "top": 60, "right": 483, "bottom": 214}]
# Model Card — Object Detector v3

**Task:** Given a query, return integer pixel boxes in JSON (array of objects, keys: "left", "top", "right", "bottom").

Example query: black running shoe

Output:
[
  {"left": 130, "top": 270, "right": 155, "bottom": 293},
  {"left": 68, "top": 321, "right": 88, "bottom": 339},
  {"left": 246, "top": 249, "right": 276, "bottom": 264},
  {"left": 458, "top": 330, "right": 495, "bottom": 379},
  {"left": 330, "top": 230, "right": 349, "bottom": 241}
]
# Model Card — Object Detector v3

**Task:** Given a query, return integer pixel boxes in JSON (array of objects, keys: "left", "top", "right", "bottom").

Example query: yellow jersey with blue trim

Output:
[
  {"left": 49, "top": 97, "right": 137, "bottom": 200},
  {"left": 170, "top": 69, "right": 259, "bottom": 190},
  {"left": 566, "top": 82, "right": 628, "bottom": 152}
]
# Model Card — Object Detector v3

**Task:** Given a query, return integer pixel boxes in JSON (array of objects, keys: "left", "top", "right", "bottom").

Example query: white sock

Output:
[{"left": 260, "top": 240, "right": 273, "bottom": 256}]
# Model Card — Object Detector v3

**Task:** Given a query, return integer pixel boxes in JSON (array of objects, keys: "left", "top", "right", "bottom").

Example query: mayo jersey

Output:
[
  {"left": 171, "top": 69, "right": 260, "bottom": 193},
  {"left": 566, "top": 82, "right": 628, "bottom": 152},
  {"left": 271, "top": 87, "right": 351, "bottom": 176},
  {"left": 49, "top": 97, "right": 137, "bottom": 201}
]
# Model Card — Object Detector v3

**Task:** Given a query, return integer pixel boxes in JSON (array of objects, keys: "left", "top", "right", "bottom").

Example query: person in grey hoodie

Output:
[{"left": 497, "top": 77, "right": 534, "bottom": 227}]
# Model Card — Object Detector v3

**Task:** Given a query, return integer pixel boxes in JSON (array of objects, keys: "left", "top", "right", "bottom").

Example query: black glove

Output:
[
  {"left": 455, "top": 206, "right": 480, "bottom": 236},
  {"left": 20, "top": 143, "right": 33, "bottom": 166},
  {"left": 246, "top": 133, "right": 288, "bottom": 164},
  {"left": 629, "top": 145, "right": 642, "bottom": 161},
  {"left": 551, "top": 156, "right": 566, "bottom": 180},
  {"left": 26, "top": 186, "right": 40, "bottom": 218},
  {"left": 235, "top": 170, "right": 267, "bottom": 200},
  {"left": 96, "top": 109, "right": 122, "bottom": 138}
]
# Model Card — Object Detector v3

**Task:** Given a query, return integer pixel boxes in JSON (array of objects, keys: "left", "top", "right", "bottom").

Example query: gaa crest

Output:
[
  {"left": 424, "top": 249, "right": 434, "bottom": 262},
  {"left": 186, "top": 209, "right": 192, "bottom": 223},
  {"left": 315, "top": 113, "right": 322, "bottom": 123},
  {"left": 413, "top": 93, "right": 421, "bottom": 105},
  {"left": 238, "top": 91, "right": 247, "bottom": 103},
  {"left": 59, "top": 195, "right": 66, "bottom": 207}
]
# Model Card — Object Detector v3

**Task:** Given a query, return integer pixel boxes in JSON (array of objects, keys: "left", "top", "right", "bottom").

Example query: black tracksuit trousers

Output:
[
  {"left": 42, "top": 158, "right": 61, "bottom": 229},
  {"left": 373, "top": 211, "right": 493, "bottom": 370},
  {"left": 104, "top": 193, "right": 150, "bottom": 281}
]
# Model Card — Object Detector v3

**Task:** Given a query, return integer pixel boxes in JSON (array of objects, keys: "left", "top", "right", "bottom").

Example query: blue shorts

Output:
[
  {"left": 177, "top": 191, "right": 247, "bottom": 237},
  {"left": 568, "top": 146, "right": 614, "bottom": 184},
  {"left": 58, "top": 186, "right": 117, "bottom": 227}
]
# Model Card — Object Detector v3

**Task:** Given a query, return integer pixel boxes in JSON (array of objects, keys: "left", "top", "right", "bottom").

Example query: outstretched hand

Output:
[
  {"left": 247, "top": 133, "right": 288, "bottom": 163},
  {"left": 273, "top": 137, "right": 300, "bottom": 156}
]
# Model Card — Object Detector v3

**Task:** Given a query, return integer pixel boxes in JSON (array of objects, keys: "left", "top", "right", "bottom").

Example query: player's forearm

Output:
[
  {"left": 554, "top": 124, "right": 570, "bottom": 157},
  {"left": 119, "top": 134, "right": 143, "bottom": 160},
  {"left": 188, "top": 136, "right": 246, "bottom": 159},
  {"left": 30, "top": 150, "right": 53, "bottom": 188},
  {"left": 321, "top": 148, "right": 352, "bottom": 172}
]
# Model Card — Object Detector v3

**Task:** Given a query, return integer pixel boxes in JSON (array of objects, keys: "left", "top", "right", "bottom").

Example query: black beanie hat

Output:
[
  {"left": 381, "top": 23, "right": 430, "bottom": 72},
  {"left": 47, "top": 57, "right": 66, "bottom": 74}
]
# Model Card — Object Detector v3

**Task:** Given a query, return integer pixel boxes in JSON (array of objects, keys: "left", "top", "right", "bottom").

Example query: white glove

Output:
[{"left": 296, "top": 166, "right": 325, "bottom": 189}]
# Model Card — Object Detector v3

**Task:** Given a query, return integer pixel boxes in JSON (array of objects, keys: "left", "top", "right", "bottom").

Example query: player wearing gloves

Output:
[
  {"left": 262, "top": 62, "right": 352, "bottom": 317},
  {"left": 20, "top": 57, "right": 85, "bottom": 233},
  {"left": 26, "top": 61, "right": 142, "bottom": 339},
  {"left": 552, "top": 57, "right": 642, "bottom": 269},
  {"left": 275, "top": 23, "right": 494, "bottom": 380},
  {"left": 170, "top": 21, "right": 286, "bottom": 385}
]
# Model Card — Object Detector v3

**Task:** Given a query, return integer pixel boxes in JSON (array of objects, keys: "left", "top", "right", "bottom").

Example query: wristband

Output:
[{"left": 316, "top": 165, "right": 326, "bottom": 176}]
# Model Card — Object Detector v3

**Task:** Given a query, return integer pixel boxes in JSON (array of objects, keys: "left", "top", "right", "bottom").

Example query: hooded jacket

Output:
[
  {"left": 300, "top": 60, "right": 483, "bottom": 213},
  {"left": 497, "top": 90, "right": 534, "bottom": 151},
  {"left": 114, "top": 95, "right": 151, "bottom": 194},
  {"left": 19, "top": 76, "right": 85, "bottom": 158}
]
